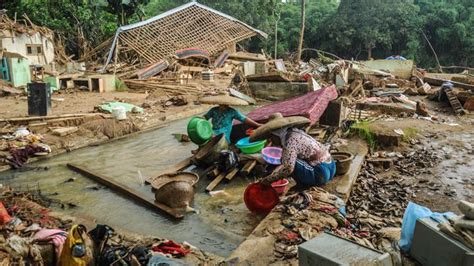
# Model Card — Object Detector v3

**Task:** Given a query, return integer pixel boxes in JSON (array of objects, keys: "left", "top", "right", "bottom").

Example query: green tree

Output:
[
  {"left": 105, "top": 0, "right": 150, "bottom": 25},
  {"left": 318, "top": 0, "right": 421, "bottom": 60}
]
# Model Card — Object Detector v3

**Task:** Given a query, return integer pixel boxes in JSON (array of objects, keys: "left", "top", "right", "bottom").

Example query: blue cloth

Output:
[
  {"left": 204, "top": 107, "right": 246, "bottom": 142},
  {"left": 292, "top": 159, "right": 336, "bottom": 187},
  {"left": 399, "top": 202, "right": 456, "bottom": 252}
]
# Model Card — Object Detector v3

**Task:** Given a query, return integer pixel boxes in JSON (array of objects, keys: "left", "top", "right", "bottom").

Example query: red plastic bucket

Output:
[
  {"left": 244, "top": 183, "right": 279, "bottom": 215},
  {"left": 271, "top": 179, "right": 289, "bottom": 195}
]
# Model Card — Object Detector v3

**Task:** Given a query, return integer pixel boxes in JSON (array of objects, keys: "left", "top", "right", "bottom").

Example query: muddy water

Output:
[{"left": 0, "top": 117, "right": 261, "bottom": 257}]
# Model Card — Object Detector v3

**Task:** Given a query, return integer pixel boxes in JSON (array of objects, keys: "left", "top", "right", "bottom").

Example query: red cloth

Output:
[
  {"left": 246, "top": 85, "right": 338, "bottom": 125},
  {"left": 0, "top": 202, "right": 12, "bottom": 225},
  {"left": 151, "top": 240, "right": 190, "bottom": 257}
]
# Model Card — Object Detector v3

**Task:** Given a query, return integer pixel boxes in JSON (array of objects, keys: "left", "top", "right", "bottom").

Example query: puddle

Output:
[{"left": 0, "top": 115, "right": 261, "bottom": 257}]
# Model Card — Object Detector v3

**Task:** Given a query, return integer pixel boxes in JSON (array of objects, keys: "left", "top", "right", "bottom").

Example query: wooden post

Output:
[
  {"left": 113, "top": 41, "right": 120, "bottom": 75},
  {"left": 67, "top": 164, "right": 183, "bottom": 219}
]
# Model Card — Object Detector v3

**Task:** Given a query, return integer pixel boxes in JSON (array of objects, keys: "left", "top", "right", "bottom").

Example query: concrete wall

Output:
[
  {"left": 362, "top": 59, "right": 414, "bottom": 79},
  {"left": 1, "top": 31, "right": 54, "bottom": 65},
  {"left": 249, "top": 81, "right": 309, "bottom": 101},
  {"left": 8, "top": 57, "right": 31, "bottom": 87}
]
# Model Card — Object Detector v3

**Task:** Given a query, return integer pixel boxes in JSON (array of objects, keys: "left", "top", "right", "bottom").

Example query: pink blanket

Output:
[
  {"left": 246, "top": 85, "right": 338, "bottom": 124},
  {"left": 33, "top": 228, "right": 67, "bottom": 260}
]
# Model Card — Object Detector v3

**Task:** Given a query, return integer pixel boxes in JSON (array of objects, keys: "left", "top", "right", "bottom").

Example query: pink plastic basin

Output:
[{"left": 262, "top": 147, "right": 282, "bottom": 165}]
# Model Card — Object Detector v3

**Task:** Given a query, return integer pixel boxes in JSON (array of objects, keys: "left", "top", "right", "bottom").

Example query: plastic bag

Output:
[
  {"left": 399, "top": 202, "right": 455, "bottom": 252},
  {"left": 59, "top": 225, "right": 94, "bottom": 266}
]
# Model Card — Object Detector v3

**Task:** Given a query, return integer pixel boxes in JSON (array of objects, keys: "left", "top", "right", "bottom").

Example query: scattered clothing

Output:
[
  {"left": 204, "top": 106, "right": 246, "bottom": 142},
  {"left": 151, "top": 240, "right": 190, "bottom": 258},
  {"left": 1, "top": 145, "right": 48, "bottom": 169},
  {"left": 33, "top": 229, "right": 67, "bottom": 261}
]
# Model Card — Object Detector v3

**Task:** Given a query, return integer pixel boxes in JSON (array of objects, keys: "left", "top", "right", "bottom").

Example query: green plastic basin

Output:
[
  {"left": 236, "top": 137, "right": 267, "bottom": 154},
  {"left": 187, "top": 117, "right": 212, "bottom": 145}
]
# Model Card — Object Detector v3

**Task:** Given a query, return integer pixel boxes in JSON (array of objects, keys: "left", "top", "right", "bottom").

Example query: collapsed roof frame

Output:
[{"left": 102, "top": 1, "right": 267, "bottom": 70}]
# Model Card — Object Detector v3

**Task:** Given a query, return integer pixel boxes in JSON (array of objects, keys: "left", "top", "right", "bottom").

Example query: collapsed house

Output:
[
  {"left": 0, "top": 11, "right": 55, "bottom": 66},
  {"left": 0, "top": 11, "right": 55, "bottom": 87},
  {"left": 103, "top": 1, "right": 267, "bottom": 73}
]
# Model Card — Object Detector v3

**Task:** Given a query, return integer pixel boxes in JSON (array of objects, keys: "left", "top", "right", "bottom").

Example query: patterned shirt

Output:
[
  {"left": 266, "top": 129, "right": 331, "bottom": 182},
  {"left": 204, "top": 107, "right": 247, "bottom": 141}
]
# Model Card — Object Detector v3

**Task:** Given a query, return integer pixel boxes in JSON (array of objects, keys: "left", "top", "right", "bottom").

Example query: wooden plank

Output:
[
  {"left": 240, "top": 160, "right": 257, "bottom": 177},
  {"left": 228, "top": 52, "right": 266, "bottom": 62},
  {"left": 208, "top": 168, "right": 220, "bottom": 179},
  {"left": 424, "top": 76, "right": 474, "bottom": 90},
  {"left": 206, "top": 171, "right": 227, "bottom": 192},
  {"left": 0, "top": 113, "right": 105, "bottom": 123},
  {"left": 67, "top": 164, "right": 183, "bottom": 219},
  {"left": 274, "top": 59, "right": 287, "bottom": 72},
  {"left": 50, "top": 126, "right": 79, "bottom": 136},
  {"left": 136, "top": 60, "right": 169, "bottom": 80},
  {"left": 213, "top": 50, "right": 229, "bottom": 68},
  {"left": 229, "top": 88, "right": 256, "bottom": 105},
  {"left": 225, "top": 167, "right": 239, "bottom": 181}
]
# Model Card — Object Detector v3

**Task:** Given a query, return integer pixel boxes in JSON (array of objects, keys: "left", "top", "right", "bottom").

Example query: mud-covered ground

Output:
[
  {"left": 0, "top": 89, "right": 210, "bottom": 172},
  {"left": 364, "top": 97, "right": 473, "bottom": 212}
]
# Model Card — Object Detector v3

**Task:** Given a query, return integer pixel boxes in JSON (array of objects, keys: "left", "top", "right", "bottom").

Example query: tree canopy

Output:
[{"left": 1, "top": 0, "right": 473, "bottom": 68}]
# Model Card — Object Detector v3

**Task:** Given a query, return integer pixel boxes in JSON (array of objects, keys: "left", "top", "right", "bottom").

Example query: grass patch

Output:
[
  {"left": 350, "top": 121, "right": 377, "bottom": 150},
  {"left": 115, "top": 78, "right": 128, "bottom": 92},
  {"left": 402, "top": 127, "right": 418, "bottom": 141}
]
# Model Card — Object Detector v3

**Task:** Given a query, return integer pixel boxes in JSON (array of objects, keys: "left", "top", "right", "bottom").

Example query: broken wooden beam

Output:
[
  {"left": 206, "top": 171, "right": 227, "bottom": 192},
  {"left": 424, "top": 76, "right": 474, "bottom": 90},
  {"left": 0, "top": 113, "right": 107, "bottom": 123},
  {"left": 225, "top": 167, "right": 239, "bottom": 181},
  {"left": 241, "top": 160, "right": 257, "bottom": 177},
  {"left": 67, "top": 163, "right": 183, "bottom": 219},
  {"left": 136, "top": 60, "right": 169, "bottom": 80},
  {"left": 229, "top": 88, "right": 256, "bottom": 105},
  {"left": 214, "top": 50, "right": 230, "bottom": 68},
  {"left": 50, "top": 126, "right": 79, "bottom": 136},
  {"left": 228, "top": 52, "right": 266, "bottom": 62}
]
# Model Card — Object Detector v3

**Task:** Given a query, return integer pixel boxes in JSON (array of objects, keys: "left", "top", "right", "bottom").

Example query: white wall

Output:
[{"left": 1, "top": 30, "right": 55, "bottom": 65}]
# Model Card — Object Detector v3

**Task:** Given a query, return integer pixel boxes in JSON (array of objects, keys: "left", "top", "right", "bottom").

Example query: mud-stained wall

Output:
[{"left": 1, "top": 31, "right": 54, "bottom": 65}]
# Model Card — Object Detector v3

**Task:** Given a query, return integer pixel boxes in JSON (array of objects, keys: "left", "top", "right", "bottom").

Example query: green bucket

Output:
[{"left": 187, "top": 117, "right": 213, "bottom": 145}]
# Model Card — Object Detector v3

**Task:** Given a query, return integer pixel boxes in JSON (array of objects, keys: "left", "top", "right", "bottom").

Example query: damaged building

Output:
[{"left": 103, "top": 1, "right": 267, "bottom": 71}]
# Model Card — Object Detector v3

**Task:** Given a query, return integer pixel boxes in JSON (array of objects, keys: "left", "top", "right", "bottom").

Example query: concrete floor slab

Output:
[{"left": 323, "top": 138, "right": 368, "bottom": 203}]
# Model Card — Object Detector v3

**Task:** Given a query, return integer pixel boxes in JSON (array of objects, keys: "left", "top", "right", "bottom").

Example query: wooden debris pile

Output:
[{"left": 98, "top": 48, "right": 272, "bottom": 97}]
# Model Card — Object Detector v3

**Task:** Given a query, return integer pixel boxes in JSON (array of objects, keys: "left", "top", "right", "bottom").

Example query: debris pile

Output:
[
  {"left": 438, "top": 200, "right": 474, "bottom": 249},
  {"left": 268, "top": 188, "right": 348, "bottom": 260},
  {"left": 0, "top": 128, "right": 51, "bottom": 169},
  {"left": 0, "top": 187, "right": 215, "bottom": 265}
]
